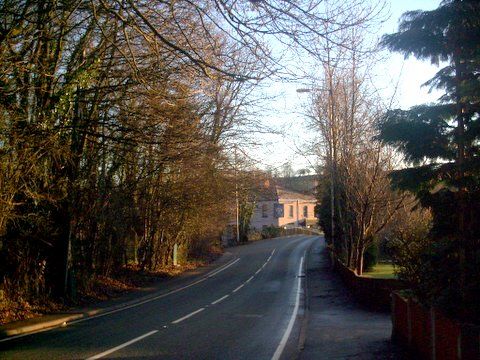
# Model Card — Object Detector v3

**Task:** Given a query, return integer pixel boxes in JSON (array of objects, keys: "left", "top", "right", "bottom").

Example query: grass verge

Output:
[{"left": 362, "top": 263, "right": 397, "bottom": 279}]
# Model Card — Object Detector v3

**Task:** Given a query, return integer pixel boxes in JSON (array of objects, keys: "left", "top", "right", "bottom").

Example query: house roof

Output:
[
  {"left": 256, "top": 180, "right": 316, "bottom": 202},
  {"left": 277, "top": 186, "right": 316, "bottom": 201},
  {"left": 274, "top": 175, "right": 318, "bottom": 195}
]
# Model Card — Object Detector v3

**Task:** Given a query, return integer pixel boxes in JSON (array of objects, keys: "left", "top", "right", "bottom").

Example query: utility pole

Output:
[
  {"left": 296, "top": 199, "right": 299, "bottom": 226},
  {"left": 326, "top": 45, "right": 336, "bottom": 261},
  {"left": 297, "top": 84, "right": 336, "bottom": 257},
  {"left": 297, "top": 72, "right": 336, "bottom": 268},
  {"left": 328, "top": 86, "right": 336, "bottom": 262},
  {"left": 234, "top": 145, "right": 240, "bottom": 243}
]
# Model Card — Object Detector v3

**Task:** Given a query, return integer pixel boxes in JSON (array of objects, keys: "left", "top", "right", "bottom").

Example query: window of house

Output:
[
  {"left": 303, "top": 205, "right": 308, "bottom": 218},
  {"left": 262, "top": 204, "right": 268, "bottom": 218},
  {"left": 289, "top": 205, "right": 294, "bottom": 218}
]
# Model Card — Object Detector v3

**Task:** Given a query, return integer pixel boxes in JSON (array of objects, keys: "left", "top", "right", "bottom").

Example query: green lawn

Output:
[{"left": 362, "top": 263, "right": 397, "bottom": 279}]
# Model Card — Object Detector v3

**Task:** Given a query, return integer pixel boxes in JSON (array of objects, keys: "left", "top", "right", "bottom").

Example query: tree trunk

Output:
[{"left": 356, "top": 245, "right": 365, "bottom": 276}]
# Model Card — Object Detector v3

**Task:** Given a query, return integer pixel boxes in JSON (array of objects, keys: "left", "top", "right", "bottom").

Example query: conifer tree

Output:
[{"left": 379, "top": 0, "right": 480, "bottom": 321}]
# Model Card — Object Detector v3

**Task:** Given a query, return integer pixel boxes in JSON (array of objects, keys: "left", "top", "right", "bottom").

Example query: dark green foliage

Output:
[
  {"left": 317, "top": 190, "right": 333, "bottom": 244},
  {"left": 261, "top": 226, "right": 281, "bottom": 239},
  {"left": 363, "top": 243, "right": 378, "bottom": 272},
  {"left": 380, "top": 1, "right": 480, "bottom": 64},
  {"left": 316, "top": 177, "right": 343, "bottom": 255},
  {"left": 403, "top": 237, "right": 480, "bottom": 321},
  {"left": 239, "top": 201, "right": 255, "bottom": 243},
  {"left": 379, "top": 0, "right": 480, "bottom": 322},
  {"left": 379, "top": 105, "right": 456, "bottom": 164}
]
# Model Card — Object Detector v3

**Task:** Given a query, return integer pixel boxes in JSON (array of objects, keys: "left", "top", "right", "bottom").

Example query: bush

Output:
[
  {"left": 261, "top": 226, "right": 281, "bottom": 239},
  {"left": 385, "top": 206, "right": 432, "bottom": 288},
  {"left": 248, "top": 230, "right": 262, "bottom": 241},
  {"left": 363, "top": 243, "right": 378, "bottom": 272},
  {"left": 384, "top": 206, "right": 480, "bottom": 322}
]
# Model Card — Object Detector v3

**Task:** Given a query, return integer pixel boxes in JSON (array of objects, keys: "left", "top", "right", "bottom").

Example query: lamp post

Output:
[
  {"left": 234, "top": 144, "right": 240, "bottom": 243},
  {"left": 297, "top": 86, "right": 336, "bottom": 260}
]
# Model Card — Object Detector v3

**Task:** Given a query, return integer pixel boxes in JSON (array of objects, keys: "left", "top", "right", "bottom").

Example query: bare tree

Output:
[
  {"left": 306, "top": 9, "right": 407, "bottom": 274},
  {"left": 0, "top": 0, "right": 390, "bottom": 317}
]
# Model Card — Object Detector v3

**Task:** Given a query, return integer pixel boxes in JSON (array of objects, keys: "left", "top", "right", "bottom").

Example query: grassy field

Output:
[{"left": 362, "top": 263, "right": 397, "bottom": 279}]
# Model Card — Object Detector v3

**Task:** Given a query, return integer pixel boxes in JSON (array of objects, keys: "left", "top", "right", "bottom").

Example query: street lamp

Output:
[
  {"left": 234, "top": 144, "right": 240, "bottom": 243},
  {"left": 297, "top": 86, "right": 336, "bottom": 264},
  {"left": 296, "top": 88, "right": 314, "bottom": 93}
]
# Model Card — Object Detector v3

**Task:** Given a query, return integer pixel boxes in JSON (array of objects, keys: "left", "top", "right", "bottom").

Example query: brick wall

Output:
[
  {"left": 334, "top": 258, "right": 406, "bottom": 310},
  {"left": 391, "top": 292, "right": 480, "bottom": 360}
]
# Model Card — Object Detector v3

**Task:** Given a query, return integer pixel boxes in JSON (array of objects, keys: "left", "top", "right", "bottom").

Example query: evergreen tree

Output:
[{"left": 379, "top": 0, "right": 480, "bottom": 321}]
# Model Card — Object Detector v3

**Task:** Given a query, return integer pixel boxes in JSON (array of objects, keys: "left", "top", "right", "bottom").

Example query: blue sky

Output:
[{"left": 248, "top": 0, "right": 443, "bottom": 173}]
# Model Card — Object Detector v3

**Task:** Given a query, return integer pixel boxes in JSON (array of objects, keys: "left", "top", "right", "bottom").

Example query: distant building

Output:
[
  {"left": 222, "top": 176, "right": 319, "bottom": 245},
  {"left": 250, "top": 179, "right": 318, "bottom": 230}
]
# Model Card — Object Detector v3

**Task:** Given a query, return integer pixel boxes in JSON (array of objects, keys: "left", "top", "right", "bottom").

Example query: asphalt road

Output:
[{"left": 0, "top": 235, "right": 317, "bottom": 360}]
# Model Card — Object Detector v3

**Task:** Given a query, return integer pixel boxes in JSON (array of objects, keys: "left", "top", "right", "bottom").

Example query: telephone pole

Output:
[{"left": 234, "top": 145, "right": 240, "bottom": 243}]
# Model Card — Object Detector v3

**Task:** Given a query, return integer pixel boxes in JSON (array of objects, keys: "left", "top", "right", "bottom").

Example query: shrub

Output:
[
  {"left": 363, "top": 243, "right": 378, "bottom": 272},
  {"left": 248, "top": 230, "right": 262, "bottom": 241},
  {"left": 261, "top": 226, "right": 281, "bottom": 239}
]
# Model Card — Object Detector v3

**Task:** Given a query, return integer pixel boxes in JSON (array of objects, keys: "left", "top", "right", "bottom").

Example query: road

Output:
[{"left": 0, "top": 235, "right": 316, "bottom": 360}]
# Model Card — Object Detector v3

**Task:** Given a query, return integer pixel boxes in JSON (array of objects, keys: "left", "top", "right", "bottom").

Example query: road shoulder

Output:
[{"left": 0, "top": 251, "right": 236, "bottom": 341}]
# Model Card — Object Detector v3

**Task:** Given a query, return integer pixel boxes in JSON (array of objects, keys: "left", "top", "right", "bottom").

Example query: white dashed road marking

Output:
[
  {"left": 171, "top": 308, "right": 205, "bottom": 324},
  {"left": 211, "top": 295, "right": 230, "bottom": 305}
]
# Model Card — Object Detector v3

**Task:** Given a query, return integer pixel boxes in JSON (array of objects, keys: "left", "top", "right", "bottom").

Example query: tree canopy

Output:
[
  {"left": 0, "top": 0, "right": 386, "bottom": 323},
  {"left": 379, "top": 0, "right": 480, "bottom": 321}
]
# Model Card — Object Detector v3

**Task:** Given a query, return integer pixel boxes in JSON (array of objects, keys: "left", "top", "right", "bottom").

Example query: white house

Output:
[{"left": 250, "top": 181, "right": 318, "bottom": 230}]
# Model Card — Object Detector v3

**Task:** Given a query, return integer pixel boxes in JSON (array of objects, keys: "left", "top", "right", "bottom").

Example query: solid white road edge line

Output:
[
  {"left": 211, "top": 294, "right": 230, "bottom": 305},
  {"left": 70, "top": 278, "right": 206, "bottom": 325},
  {"left": 70, "top": 258, "right": 240, "bottom": 325},
  {"left": 85, "top": 330, "right": 158, "bottom": 360},
  {"left": 207, "top": 258, "right": 240, "bottom": 278},
  {"left": 171, "top": 308, "right": 205, "bottom": 324},
  {"left": 271, "top": 255, "right": 304, "bottom": 360}
]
